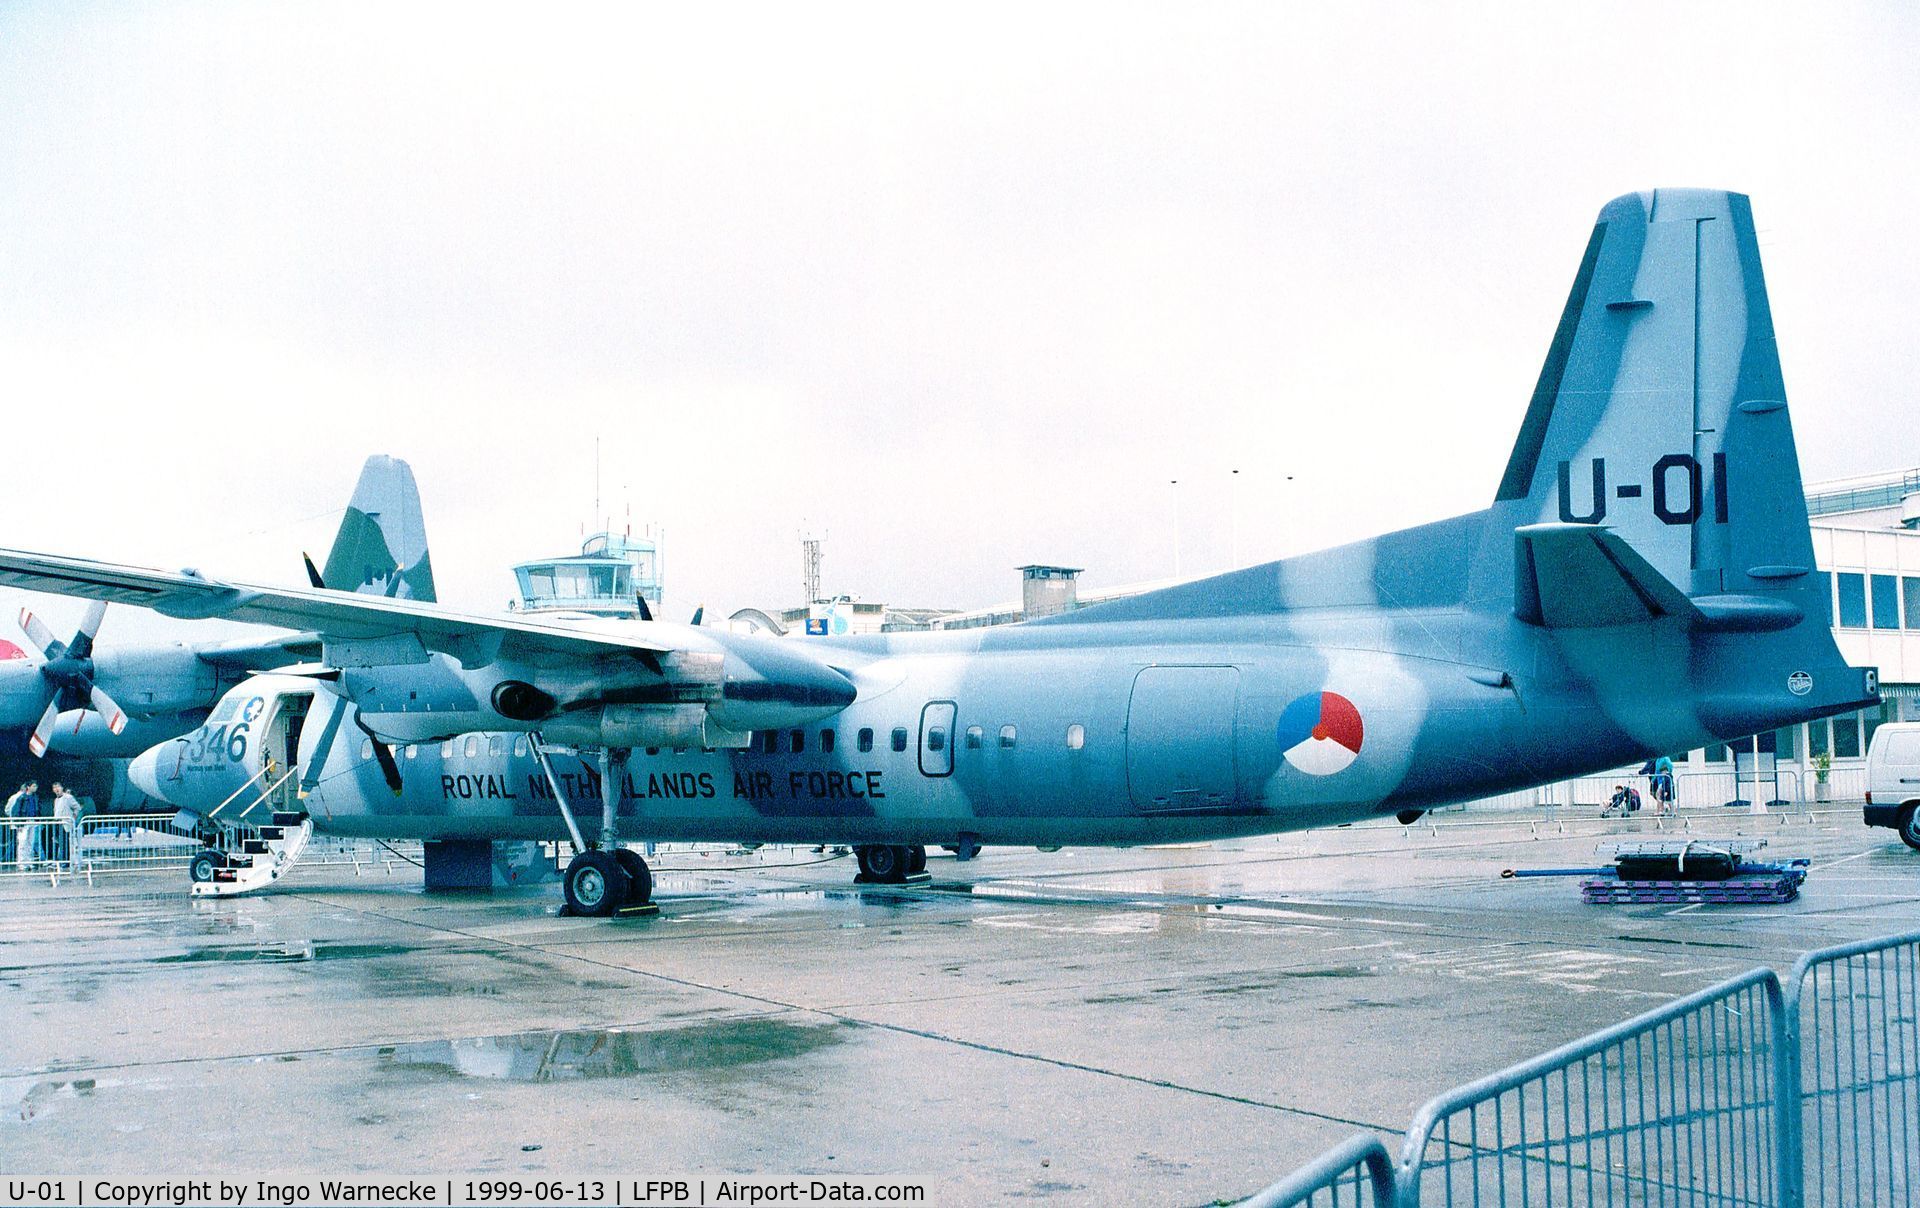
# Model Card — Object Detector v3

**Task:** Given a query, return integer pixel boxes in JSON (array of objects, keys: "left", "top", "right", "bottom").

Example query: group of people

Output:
[
  {"left": 2, "top": 781, "right": 82, "bottom": 869},
  {"left": 1601, "top": 756, "right": 1678, "bottom": 819}
]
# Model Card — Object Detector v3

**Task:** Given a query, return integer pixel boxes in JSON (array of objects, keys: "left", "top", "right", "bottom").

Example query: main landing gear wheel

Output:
[
  {"left": 907, "top": 845, "right": 927, "bottom": 875},
  {"left": 856, "top": 844, "right": 912, "bottom": 883},
  {"left": 1899, "top": 806, "right": 1920, "bottom": 853},
  {"left": 563, "top": 851, "right": 630, "bottom": 917},
  {"left": 188, "top": 851, "right": 220, "bottom": 884},
  {"left": 612, "top": 848, "right": 653, "bottom": 905}
]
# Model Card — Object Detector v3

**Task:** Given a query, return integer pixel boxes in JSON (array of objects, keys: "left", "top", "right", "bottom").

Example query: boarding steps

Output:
[{"left": 191, "top": 811, "right": 313, "bottom": 898}]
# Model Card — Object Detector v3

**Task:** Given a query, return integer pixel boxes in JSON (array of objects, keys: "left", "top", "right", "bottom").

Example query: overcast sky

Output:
[{"left": 2, "top": 3, "right": 1916, "bottom": 646}]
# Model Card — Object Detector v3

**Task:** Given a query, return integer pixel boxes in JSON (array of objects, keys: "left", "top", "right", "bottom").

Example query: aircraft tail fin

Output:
[
  {"left": 1482, "top": 189, "right": 1819, "bottom": 616},
  {"left": 320, "top": 455, "right": 436, "bottom": 603}
]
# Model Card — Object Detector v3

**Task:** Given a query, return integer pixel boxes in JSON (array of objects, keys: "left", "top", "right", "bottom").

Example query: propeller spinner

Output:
[{"left": 17, "top": 602, "right": 129, "bottom": 756}]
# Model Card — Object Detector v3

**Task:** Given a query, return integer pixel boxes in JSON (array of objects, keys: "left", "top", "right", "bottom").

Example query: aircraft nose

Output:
[{"left": 129, "top": 744, "right": 166, "bottom": 802}]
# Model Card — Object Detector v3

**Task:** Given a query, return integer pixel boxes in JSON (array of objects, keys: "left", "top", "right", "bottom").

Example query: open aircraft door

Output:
[
  {"left": 1126, "top": 666, "right": 1239, "bottom": 812},
  {"left": 918, "top": 700, "right": 956, "bottom": 777}
]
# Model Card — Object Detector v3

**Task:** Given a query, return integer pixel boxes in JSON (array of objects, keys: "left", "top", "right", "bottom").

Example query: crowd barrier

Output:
[{"left": 1241, "top": 930, "right": 1920, "bottom": 1207}]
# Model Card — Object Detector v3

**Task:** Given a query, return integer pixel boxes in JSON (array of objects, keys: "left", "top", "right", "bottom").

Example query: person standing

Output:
[
  {"left": 1, "top": 782, "right": 25, "bottom": 866},
  {"left": 1653, "top": 754, "right": 1676, "bottom": 816},
  {"left": 13, "top": 781, "right": 42, "bottom": 868},
  {"left": 49, "top": 783, "right": 79, "bottom": 869}
]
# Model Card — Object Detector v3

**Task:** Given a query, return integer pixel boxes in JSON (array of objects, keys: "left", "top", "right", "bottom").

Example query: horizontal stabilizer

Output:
[{"left": 1514, "top": 524, "right": 1703, "bottom": 629}]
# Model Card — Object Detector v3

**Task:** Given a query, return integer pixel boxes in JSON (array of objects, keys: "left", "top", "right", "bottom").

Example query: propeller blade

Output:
[
  {"left": 690, "top": 605, "right": 704, "bottom": 626},
  {"left": 66, "top": 600, "right": 108, "bottom": 660},
  {"left": 368, "top": 737, "right": 403, "bottom": 796},
  {"left": 302, "top": 553, "right": 326, "bottom": 589},
  {"left": 87, "top": 684, "right": 128, "bottom": 735},
  {"left": 17, "top": 609, "right": 59, "bottom": 657},
  {"left": 27, "top": 697, "right": 59, "bottom": 757}
]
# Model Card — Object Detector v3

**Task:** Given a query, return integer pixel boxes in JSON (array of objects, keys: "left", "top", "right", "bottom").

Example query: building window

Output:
[
  {"left": 1066, "top": 724, "right": 1085, "bottom": 750},
  {"left": 1809, "top": 719, "right": 1831, "bottom": 759},
  {"left": 1836, "top": 572, "right": 1867, "bottom": 628},
  {"left": 1905, "top": 578, "right": 1920, "bottom": 630},
  {"left": 464, "top": 736, "right": 480, "bottom": 758},
  {"left": 858, "top": 728, "right": 874, "bottom": 753},
  {"left": 1864, "top": 700, "right": 1894, "bottom": 752},
  {"left": 820, "top": 729, "right": 835, "bottom": 753},
  {"left": 964, "top": 726, "right": 983, "bottom": 750},
  {"left": 1773, "top": 726, "right": 1797, "bottom": 762},
  {"left": 1822, "top": 572, "right": 1835, "bottom": 626},
  {"left": 790, "top": 730, "right": 805, "bottom": 754},
  {"left": 1700, "top": 745, "right": 1729, "bottom": 764},
  {"left": 891, "top": 727, "right": 908, "bottom": 753},
  {"left": 1834, "top": 712, "right": 1862, "bottom": 759},
  {"left": 1871, "top": 574, "right": 1901, "bottom": 629},
  {"left": 999, "top": 724, "right": 1017, "bottom": 749}
]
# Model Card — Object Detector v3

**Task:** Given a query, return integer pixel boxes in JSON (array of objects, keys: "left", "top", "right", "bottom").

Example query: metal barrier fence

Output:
[
  {"left": 1399, "top": 969, "right": 1786, "bottom": 1206},
  {"left": 1240, "top": 931, "right": 1920, "bottom": 1208},
  {"left": 1240, "top": 1134, "right": 1396, "bottom": 1208},
  {"left": 1788, "top": 931, "right": 1920, "bottom": 1207},
  {"left": 0, "top": 813, "right": 198, "bottom": 879}
]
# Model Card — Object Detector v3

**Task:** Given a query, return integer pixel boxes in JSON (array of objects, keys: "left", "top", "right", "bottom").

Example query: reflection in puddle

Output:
[
  {"left": 379, "top": 1018, "right": 845, "bottom": 1083},
  {"left": 2, "top": 1076, "right": 117, "bottom": 1123}
]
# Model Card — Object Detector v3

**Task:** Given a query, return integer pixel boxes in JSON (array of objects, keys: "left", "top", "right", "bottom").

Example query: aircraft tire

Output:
[
  {"left": 856, "top": 844, "right": 909, "bottom": 883},
  {"left": 612, "top": 848, "right": 653, "bottom": 905},
  {"left": 1899, "top": 806, "right": 1920, "bottom": 853},
  {"left": 563, "top": 851, "right": 629, "bottom": 917},
  {"left": 188, "top": 851, "right": 220, "bottom": 884},
  {"left": 907, "top": 845, "right": 927, "bottom": 875}
]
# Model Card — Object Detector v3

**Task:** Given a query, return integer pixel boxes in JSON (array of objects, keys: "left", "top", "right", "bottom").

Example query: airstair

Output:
[{"left": 189, "top": 765, "right": 314, "bottom": 897}]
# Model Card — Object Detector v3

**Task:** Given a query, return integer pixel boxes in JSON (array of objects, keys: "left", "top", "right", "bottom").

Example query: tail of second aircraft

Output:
[{"left": 318, "top": 455, "right": 436, "bottom": 602}]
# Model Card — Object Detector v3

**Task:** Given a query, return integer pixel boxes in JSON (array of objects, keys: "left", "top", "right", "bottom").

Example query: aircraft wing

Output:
[{"left": 0, "top": 548, "right": 678, "bottom": 662}]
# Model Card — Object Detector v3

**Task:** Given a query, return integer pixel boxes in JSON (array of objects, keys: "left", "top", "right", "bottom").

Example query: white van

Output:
[{"left": 1864, "top": 721, "right": 1920, "bottom": 850}]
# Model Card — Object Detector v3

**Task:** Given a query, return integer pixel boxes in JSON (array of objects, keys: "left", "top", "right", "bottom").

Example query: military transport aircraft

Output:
[
  {"left": 0, "top": 455, "right": 434, "bottom": 772},
  {"left": 0, "top": 189, "right": 1877, "bottom": 918}
]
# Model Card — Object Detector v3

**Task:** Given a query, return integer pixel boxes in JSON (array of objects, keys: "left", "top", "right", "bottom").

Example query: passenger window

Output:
[
  {"left": 360, "top": 739, "right": 374, "bottom": 759},
  {"left": 645, "top": 747, "right": 660, "bottom": 757},
  {"left": 790, "top": 730, "right": 805, "bottom": 754},
  {"left": 927, "top": 727, "right": 947, "bottom": 753},
  {"left": 964, "top": 726, "right": 983, "bottom": 750},
  {"left": 760, "top": 731, "right": 779, "bottom": 755},
  {"left": 464, "top": 736, "right": 480, "bottom": 759},
  {"left": 404, "top": 744, "right": 417, "bottom": 760},
  {"left": 821, "top": 729, "right": 835, "bottom": 753},
  {"left": 891, "top": 727, "right": 908, "bottom": 753},
  {"left": 1000, "top": 724, "right": 1017, "bottom": 749},
  {"left": 440, "top": 741, "right": 453, "bottom": 758},
  {"left": 488, "top": 735, "right": 506, "bottom": 756},
  {"left": 512, "top": 736, "right": 528, "bottom": 757},
  {"left": 858, "top": 728, "right": 874, "bottom": 753},
  {"left": 1066, "top": 724, "right": 1085, "bottom": 750}
]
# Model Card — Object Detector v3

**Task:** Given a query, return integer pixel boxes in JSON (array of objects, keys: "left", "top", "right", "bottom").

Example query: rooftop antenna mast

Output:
[{"left": 801, "top": 532, "right": 823, "bottom": 605}]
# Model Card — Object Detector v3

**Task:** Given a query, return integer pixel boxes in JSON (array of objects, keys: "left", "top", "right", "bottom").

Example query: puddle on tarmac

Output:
[
  {"left": 151, "top": 942, "right": 425, "bottom": 965},
  {"left": 376, "top": 1018, "right": 846, "bottom": 1083}
]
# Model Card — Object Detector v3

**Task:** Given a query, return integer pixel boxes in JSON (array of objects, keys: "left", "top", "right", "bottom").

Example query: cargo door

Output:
[{"left": 1126, "top": 666, "right": 1240, "bottom": 812}]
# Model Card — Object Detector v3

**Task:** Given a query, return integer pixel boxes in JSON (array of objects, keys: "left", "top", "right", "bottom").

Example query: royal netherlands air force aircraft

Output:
[{"left": 0, "top": 189, "right": 1877, "bottom": 914}]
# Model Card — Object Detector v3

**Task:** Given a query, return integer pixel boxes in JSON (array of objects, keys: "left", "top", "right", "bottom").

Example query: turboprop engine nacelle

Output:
[
  {"left": 128, "top": 673, "right": 317, "bottom": 811},
  {"left": 46, "top": 708, "right": 211, "bottom": 759}
]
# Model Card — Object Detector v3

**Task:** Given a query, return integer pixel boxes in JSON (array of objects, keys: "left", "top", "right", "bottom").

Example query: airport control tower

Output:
[{"left": 511, "top": 529, "right": 664, "bottom": 618}]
